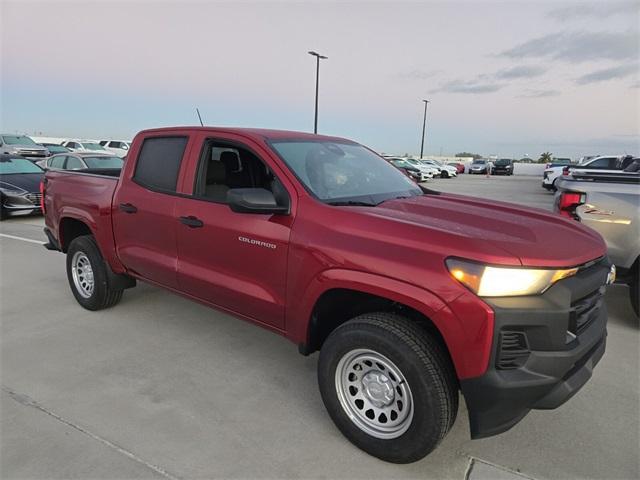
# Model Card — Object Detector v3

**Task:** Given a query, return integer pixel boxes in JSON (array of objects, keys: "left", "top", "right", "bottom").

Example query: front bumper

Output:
[
  {"left": 460, "top": 257, "right": 610, "bottom": 439},
  {"left": 1, "top": 193, "right": 42, "bottom": 216}
]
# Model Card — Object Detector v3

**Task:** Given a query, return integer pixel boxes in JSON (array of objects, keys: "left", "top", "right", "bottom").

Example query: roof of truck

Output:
[{"left": 137, "top": 126, "right": 357, "bottom": 143}]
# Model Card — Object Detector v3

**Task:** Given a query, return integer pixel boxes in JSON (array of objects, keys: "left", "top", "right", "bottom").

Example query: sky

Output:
[{"left": 1, "top": 0, "right": 638, "bottom": 158}]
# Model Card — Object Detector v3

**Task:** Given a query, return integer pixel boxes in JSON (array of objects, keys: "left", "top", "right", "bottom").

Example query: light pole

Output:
[
  {"left": 308, "top": 51, "right": 328, "bottom": 134},
  {"left": 420, "top": 99, "right": 429, "bottom": 159}
]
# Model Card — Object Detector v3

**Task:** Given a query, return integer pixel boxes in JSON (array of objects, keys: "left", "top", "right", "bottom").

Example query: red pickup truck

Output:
[{"left": 43, "top": 127, "right": 613, "bottom": 463}]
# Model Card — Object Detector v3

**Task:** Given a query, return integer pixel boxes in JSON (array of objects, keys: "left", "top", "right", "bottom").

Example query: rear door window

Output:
[{"left": 133, "top": 136, "right": 188, "bottom": 192}]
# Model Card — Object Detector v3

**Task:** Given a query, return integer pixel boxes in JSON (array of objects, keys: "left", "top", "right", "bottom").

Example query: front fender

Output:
[{"left": 287, "top": 268, "right": 490, "bottom": 379}]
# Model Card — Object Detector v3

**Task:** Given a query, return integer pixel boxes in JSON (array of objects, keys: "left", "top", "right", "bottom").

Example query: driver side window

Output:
[{"left": 193, "top": 140, "right": 288, "bottom": 207}]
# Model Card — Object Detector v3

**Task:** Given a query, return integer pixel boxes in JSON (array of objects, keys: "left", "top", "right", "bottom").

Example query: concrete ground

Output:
[{"left": 1, "top": 175, "right": 638, "bottom": 480}]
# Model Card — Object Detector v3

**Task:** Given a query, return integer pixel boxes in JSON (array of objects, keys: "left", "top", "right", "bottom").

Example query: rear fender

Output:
[{"left": 58, "top": 206, "right": 125, "bottom": 274}]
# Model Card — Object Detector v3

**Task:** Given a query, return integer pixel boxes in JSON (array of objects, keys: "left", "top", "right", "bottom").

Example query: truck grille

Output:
[
  {"left": 569, "top": 288, "right": 604, "bottom": 336},
  {"left": 496, "top": 331, "right": 530, "bottom": 369},
  {"left": 18, "top": 150, "right": 47, "bottom": 158}
]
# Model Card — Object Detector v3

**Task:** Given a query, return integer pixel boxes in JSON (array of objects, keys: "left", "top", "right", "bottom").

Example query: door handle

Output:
[
  {"left": 179, "top": 215, "right": 204, "bottom": 228},
  {"left": 119, "top": 203, "right": 137, "bottom": 213}
]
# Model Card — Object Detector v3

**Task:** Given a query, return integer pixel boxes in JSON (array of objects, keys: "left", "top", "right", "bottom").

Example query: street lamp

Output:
[
  {"left": 420, "top": 99, "right": 430, "bottom": 159},
  {"left": 308, "top": 51, "right": 328, "bottom": 134}
]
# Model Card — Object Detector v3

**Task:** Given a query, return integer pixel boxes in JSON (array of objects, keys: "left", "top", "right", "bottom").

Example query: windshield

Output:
[
  {"left": 0, "top": 157, "right": 43, "bottom": 174},
  {"left": 83, "top": 156, "right": 123, "bottom": 169},
  {"left": 81, "top": 143, "right": 106, "bottom": 151},
  {"left": 473, "top": 159, "right": 486, "bottom": 165},
  {"left": 270, "top": 141, "right": 422, "bottom": 205},
  {"left": 2, "top": 135, "right": 38, "bottom": 146},
  {"left": 495, "top": 159, "right": 511, "bottom": 165}
]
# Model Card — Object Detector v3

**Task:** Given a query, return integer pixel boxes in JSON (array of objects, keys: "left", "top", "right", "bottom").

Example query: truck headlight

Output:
[{"left": 446, "top": 258, "right": 578, "bottom": 297}]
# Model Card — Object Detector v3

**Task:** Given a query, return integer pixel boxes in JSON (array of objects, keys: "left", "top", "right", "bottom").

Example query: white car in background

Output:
[
  {"left": 542, "top": 155, "right": 633, "bottom": 191},
  {"left": 419, "top": 159, "right": 458, "bottom": 178},
  {"left": 61, "top": 140, "right": 109, "bottom": 153},
  {"left": 99, "top": 140, "right": 131, "bottom": 158},
  {"left": 404, "top": 158, "right": 439, "bottom": 179}
]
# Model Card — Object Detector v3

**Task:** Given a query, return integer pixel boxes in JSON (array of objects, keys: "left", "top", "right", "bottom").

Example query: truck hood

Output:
[{"left": 363, "top": 193, "right": 606, "bottom": 268}]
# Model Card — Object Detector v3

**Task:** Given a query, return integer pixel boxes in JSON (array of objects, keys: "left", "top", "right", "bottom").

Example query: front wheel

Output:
[
  {"left": 318, "top": 313, "right": 458, "bottom": 463},
  {"left": 66, "top": 235, "right": 123, "bottom": 310},
  {"left": 441, "top": 171, "right": 449, "bottom": 178}
]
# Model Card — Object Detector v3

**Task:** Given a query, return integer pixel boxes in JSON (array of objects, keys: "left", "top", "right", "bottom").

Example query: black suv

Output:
[{"left": 493, "top": 158, "right": 513, "bottom": 175}]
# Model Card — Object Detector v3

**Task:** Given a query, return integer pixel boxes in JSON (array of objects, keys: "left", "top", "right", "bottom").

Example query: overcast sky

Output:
[{"left": 1, "top": 0, "right": 638, "bottom": 158}]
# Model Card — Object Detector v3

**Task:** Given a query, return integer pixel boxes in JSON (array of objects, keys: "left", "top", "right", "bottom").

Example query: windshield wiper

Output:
[
  {"left": 326, "top": 200, "right": 377, "bottom": 207},
  {"left": 376, "top": 194, "right": 423, "bottom": 205}
]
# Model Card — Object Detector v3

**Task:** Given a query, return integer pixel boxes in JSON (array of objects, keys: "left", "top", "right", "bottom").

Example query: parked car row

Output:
[
  {"left": 383, "top": 156, "right": 458, "bottom": 181},
  {"left": 1, "top": 133, "right": 131, "bottom": 164},
  {"left": 62, "top": 139, "right": 131, "bottom": 157}
]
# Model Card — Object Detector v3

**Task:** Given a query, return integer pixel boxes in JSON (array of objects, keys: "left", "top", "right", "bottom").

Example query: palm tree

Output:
[{"left": 538, "top": 152, "right": 553, "bottom": 163}]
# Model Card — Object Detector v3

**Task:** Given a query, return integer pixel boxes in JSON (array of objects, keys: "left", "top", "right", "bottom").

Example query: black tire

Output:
[
  {"left": 318, "top": 312, "right": 458, "bottom": 464},
  {"left": 66, "top": 235, "right": 123, "bottom": 310},
  {"left": 441, "top": 170, "right": 449, "bottom": 179}
]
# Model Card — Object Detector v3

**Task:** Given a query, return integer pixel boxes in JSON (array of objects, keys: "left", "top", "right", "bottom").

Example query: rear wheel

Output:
[
  {"left": 66, "top": 235, "right": 123, "bottom": 310},
  {"left": 318, "top": 312, "right": 458, "bottom": 463}
]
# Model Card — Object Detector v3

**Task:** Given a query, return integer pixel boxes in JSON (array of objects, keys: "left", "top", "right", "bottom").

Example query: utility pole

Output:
[
  {"left": 308, "top": 51, "right": 328, "bottom": 134},
  {"left": 420, "top": 99, "right": 429, "bottom": 158}
]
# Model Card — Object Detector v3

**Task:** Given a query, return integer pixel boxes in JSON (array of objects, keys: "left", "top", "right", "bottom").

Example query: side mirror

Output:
[{"left": 227, "top": 188, "right": 289, "bottom": 215}]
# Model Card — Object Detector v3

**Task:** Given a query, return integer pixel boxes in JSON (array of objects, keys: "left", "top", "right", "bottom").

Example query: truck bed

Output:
[{"left": 42, "top": 168, "right": 121, "bottom": 267}]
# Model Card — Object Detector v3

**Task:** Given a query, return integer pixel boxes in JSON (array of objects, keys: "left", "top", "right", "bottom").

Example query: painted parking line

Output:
[{"left": 0, "top": 233, "right": 45, "bottom": 245}]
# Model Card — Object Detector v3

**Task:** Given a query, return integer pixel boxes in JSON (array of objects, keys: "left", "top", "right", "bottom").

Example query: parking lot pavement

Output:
[
  {"left": 1, "top": 176, "right": 638, "bottom": 480},
  {"left": 427, "top": 173, "right": 554, "bottom": 211}
]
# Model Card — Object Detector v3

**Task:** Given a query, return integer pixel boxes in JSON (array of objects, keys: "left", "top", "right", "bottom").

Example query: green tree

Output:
[
  {"left": 538, "top": 152, "right": 553, "bottom": 163},
  {"left": 455, "top": 152, "right": 482, "bottom": 159}
]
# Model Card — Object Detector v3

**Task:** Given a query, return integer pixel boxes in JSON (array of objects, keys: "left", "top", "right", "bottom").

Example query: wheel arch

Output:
[
  {"left": 59, "top": 216, "right": 94, "bottom": 252},
  {"left": 292, "top": 269, "right": 467, "bottom": 378}
]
